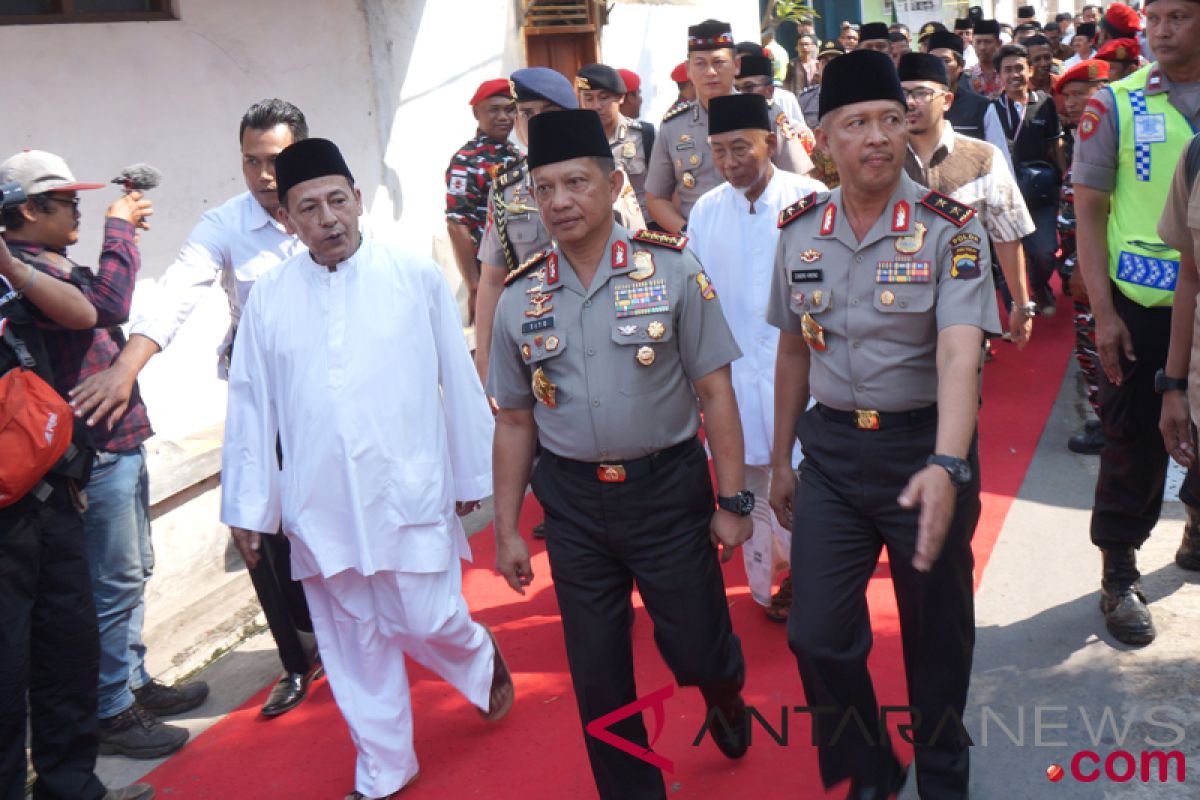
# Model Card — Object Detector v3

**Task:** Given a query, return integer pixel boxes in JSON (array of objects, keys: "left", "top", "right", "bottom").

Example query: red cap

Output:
[
  {"left": 1095, "top": 37, "right": 1140, "bottom": 64},
  {"left": 1103, "top": 3, "right": 1142, "bottom": 36},
  {"left": 670, "top": 61, "right": 689, "bottom": 83},
  {"left": 469, "top": 78, "right": 512, "bottom": 106},
  {"left": 1055, "top": 59, "right": 1110, "bottom": 94},
  {"left": 617, "top": 68, "right": 641, "bottom": 94}
]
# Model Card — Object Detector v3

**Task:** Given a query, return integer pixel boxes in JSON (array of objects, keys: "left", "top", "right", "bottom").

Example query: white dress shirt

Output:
[
  {"left": 130, "top": 191, "right": 303, "bottom": 372},
  {"left": 687, "top": 167, "right": 827, "bottom": 465},
  {"left": 220, "top": 238, "right": 494, "bottom": 580}
]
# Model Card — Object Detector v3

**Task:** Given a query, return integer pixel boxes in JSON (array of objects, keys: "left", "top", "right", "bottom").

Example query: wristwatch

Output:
[
  {"left": 717, "top": 490, "right": 755, "bottom": 516},
  {"left": 1154, "top": 368, "right": 1188, "bottom": 394},
  {"left": 927, "top": 454, "right": 972, "bottom": 488},
  {"left": 1010, "top": 300, "right": 1038, "bottom": 318}
]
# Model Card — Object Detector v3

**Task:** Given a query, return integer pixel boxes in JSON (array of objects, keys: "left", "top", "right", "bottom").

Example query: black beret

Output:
[
  {"left": 974, "top": 19, "right": 1001, "bottom": 36},
  {"left": 689, "top": 19, "right": 734, "bottom": 52},
  {"left": 860, "top": 22, "right": 890, "bottom": 42},
  {"left": 898, "top": 52, "right": 950, "bottom": 86},
  {"left": 709, "top": 93, "right": 771, "bottom": 135},
  {"left": 926, "top": 31, "right": 965, "bottom": 55},
  {"left": 276, "top": 138, "right": 353, "bottom": 204},
  {"left": 575, "top": 64, "right": 626, "bottom": 95},
  {"left": 737, "top": 54, "right": 774, "bottom": 79},
  {"left": 818, "top": 40, "right": 846, "bottom": 59},
  {"left": 527, "top": 109, "right": 612, "bottom": 171},
  {"left": 511, "top": 67, "right": 578, "bottom": 109},
  {"left": 819, "top": 49, "right": 906, "bottom": 120}
]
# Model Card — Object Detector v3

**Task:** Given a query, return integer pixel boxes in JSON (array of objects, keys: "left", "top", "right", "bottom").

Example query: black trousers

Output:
[
  {"left": 0, "top": 487, "right": 106, "bottom": 800},
  {"left": 249, "top": 531, "right": 314, "bottom": 675},
  {"left": 1091, "top": 285, "right": 1200, "bottom": 550},
  {"left": 531, "top": 438, "right": 744, "bottom": 800},
  {"left": 787, "top": 409, "right": 979, "bottom": 799}
]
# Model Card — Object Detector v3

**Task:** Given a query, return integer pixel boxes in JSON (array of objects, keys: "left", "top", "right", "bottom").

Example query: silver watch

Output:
[{"left": 1011, "top": 300, "right": 1038, "bottom": 318}]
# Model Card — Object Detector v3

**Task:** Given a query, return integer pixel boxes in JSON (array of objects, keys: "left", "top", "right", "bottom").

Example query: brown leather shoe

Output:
[{"left": 478, "top": 624, "right": 514, "bottom": 722}]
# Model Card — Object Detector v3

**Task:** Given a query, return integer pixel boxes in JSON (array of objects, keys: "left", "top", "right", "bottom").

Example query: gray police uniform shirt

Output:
[
  {"left": 646, "top": 98, "right": 816, "bottom": 219},
  {"left": 612, "top": 115, "right": 650, "bottom": 220},
  {"left": 766, "top": 173, "right": 1002, "bottom": 412},
  {"left": 479, "top": 162, "right": 549, "bottom": 270},
  {"left": 488, "top": 225, "right": 742, "bottom": 461},
  {"left": 479, "top": 160, "right": 645, "bottom": 270}
]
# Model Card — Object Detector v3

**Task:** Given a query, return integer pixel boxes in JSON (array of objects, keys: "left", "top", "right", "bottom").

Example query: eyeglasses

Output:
[
  {"left": 903, "top": 87, "right": 944, "bottom": 103},
  {"left": 45, "top": 195, "right": 81, "bottom": 211},
  {"left": 735, "top": 80, "right": 773, "bottom": 93}
]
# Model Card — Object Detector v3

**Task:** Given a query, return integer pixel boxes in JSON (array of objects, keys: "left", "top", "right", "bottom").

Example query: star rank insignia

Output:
[
  {"left": 778, "top": 192, "right": 821, "bottom": 228},
  {"left": 918, "top": 191, "right": 975, "bottom": 228},
  {"left": 632, "top": 229, "right": 688, "bottom": 251}
]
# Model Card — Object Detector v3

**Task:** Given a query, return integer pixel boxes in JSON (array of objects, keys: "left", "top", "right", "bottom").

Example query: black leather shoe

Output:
[
  {"left": 1177, "top": 514, "right": 1200, "bottom": 571},
  {"left": 133, "top": 679, "right": 209, "bottom": 717},
  {"left": 1068, "top": 419, "right": 1106, "bottom": 455},
  {"left": 846, "top": 763, "right": 908, "bottom": 799},
  {"left": 706, "top": 695, "right": 749, "bottom": 759},
  {"left": 1100, "top": 547, "right": 1156, "bottom": 646},
  {"left": 262, "top": 659, "right": 324, "bottom": 717}
]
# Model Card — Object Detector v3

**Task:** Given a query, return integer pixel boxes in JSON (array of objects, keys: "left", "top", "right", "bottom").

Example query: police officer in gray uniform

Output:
[
  {"left": 766, "top": 51, "right": 1000, "bottom": 799},
  {"left": 645, "top": 19, "right": 815, "bottom": 233},
  {"left": 489, "top": 109, "right": 753, "bottom": 800},
  {"left": 576, "top": 63, "right": 652, "bottom": 223}
]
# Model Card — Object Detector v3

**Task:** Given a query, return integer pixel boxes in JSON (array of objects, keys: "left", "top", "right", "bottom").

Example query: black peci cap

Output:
[
  {"left": 276, "top": 138, "right": 354, "bottom": 204},
  {"left": 819, "top": 49, "right": 906, "bottom": 120},
  {"left": 709, "top": 93, "right": 772, "bottom": 135},
  {"left": 527, "top": 110, "right": 612, "bottom": 170}
]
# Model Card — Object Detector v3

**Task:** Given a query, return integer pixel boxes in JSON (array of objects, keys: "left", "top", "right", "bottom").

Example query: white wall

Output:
[{"left": 0, "top": 0, "right": 521, "bottom": 438}]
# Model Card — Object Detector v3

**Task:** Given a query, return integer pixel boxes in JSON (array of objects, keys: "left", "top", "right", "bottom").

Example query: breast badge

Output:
[
  {"left": 880, "top": 290, "right": 895, "bottom": 306},
  {"left": 646, "top": 320, "right": 665, "bottom": 340},
  {"left": 799, "top": 249, "right": 822, "bottom": 263},
  {"left": 682, "top": 172, "right": 696, "bottom": 189},
  {"left": 622, "top": 141, "right": 637, "bottom": 159},
  {"left": 895, "top": 221, "right": 927, "bottom": 255},
  {"left": 521, "top": 343, "right": 532, "bottom": 360},
  {"left": 618, "top": 324, "right": 638, "bottom": 336},
  {"left": 630, "top": 250, "right": 656, "bottom": 281},
  {"left": 525, "top": 292, "right": 554, "bottom": 318},
  {"left": 545, "top": 335, "right": 561, "bottom": 352},
  {"left": 800, "top": 312, "right": 827, "bottom": 352},
  {"left": 532, "top": 367, "right": 558, "bottom": 408},
  {"left": 636, "top": 345, "right": 656, "bottom": 366}
]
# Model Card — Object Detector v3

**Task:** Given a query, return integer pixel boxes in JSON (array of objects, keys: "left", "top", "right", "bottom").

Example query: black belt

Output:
[
  {"left": 545, "top": 437, "right": 697, "bottom": 483},
  {"left": 816, "top": 403, "right": 937, "bottom": 431}
]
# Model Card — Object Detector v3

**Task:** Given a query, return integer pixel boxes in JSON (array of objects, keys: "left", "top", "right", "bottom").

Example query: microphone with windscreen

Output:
[{"left": 111, "top": 163, "right": 162, "bottom": 194}]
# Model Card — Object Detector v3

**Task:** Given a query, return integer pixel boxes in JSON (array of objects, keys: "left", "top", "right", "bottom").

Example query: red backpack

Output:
[{"left": 0, "top": 320, "right": 74, "bottom": 508}]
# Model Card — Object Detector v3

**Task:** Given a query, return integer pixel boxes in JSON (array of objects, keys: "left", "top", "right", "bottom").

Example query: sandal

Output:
[
  {"left": 344, "top": 771, "right": 419, "bottom": 799},
  {"left": 479, "top": 624, "right": 514, "bottom": 722},
  {"left": 764, "top": 576, "right": 792, "bottom": 623}
]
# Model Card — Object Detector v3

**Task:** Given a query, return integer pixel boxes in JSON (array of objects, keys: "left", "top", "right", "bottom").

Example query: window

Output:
[{"left": 0, "top": 0, "right": 177, "bottom": 25}]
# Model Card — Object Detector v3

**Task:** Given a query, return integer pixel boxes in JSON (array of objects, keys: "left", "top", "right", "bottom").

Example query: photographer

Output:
[
  {"left": 0, "top": 223, "right": 152, "bottom": 797},
  {"left": 0, "top": 150, "right": 207, "bottom": 762}
]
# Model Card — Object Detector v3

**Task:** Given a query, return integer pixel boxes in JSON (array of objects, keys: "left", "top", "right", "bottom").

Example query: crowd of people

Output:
[{"left": 4, "top": 2, "right": 1200, "bottom": 800}]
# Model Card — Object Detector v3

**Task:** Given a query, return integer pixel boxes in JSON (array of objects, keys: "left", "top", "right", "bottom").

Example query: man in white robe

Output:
[
  {"left": 687, "top": 94, "right": 826, "bottom": 622},
  {"left": 219, "top": 138, "right": 511, "bottom": 800}
]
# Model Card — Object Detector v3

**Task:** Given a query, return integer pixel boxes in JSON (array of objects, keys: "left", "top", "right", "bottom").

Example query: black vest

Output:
[{"left": 946, "top": 83, "right": 990, "bottom": 142}]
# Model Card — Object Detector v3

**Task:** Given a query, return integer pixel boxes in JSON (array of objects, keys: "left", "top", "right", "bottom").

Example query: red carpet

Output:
[{"left": 144, "top": 296, "right": 1075, "bottom": 799}]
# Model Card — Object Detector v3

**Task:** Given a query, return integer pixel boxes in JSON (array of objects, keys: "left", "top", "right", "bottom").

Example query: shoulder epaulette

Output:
[
  {"left": 503, "top": 247, "right": 552, "bottom": 286},
  {"left": 662, "top": 100, "right": 691, "bottom": 123},
  {"left": 494, "top": 161, "right": 527, "bottom": 190},
  {"left": 632, "top": 229, "right": 688, "bottom": 251},
  {"left": 919, "top": 190, "right": 976, "bottom": 228},
  {"left": 625, "top": 117, "right": 644, "bottom": 131},
  {"left": 777, "top": 192, "right": 826, "bottom": 229}
]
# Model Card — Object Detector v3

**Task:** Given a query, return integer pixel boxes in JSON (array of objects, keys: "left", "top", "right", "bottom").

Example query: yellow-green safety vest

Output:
[{"left": 1108, "top": 65, "right": 1196, "bottom": 308}]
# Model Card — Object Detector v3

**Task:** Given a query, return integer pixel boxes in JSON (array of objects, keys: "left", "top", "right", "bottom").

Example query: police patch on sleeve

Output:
[
  {"left": 696, "top": 271, "right": 717, "bottom": 300},
  {"left": 949, "top": 232, "right": 982, "bottom": 280}
]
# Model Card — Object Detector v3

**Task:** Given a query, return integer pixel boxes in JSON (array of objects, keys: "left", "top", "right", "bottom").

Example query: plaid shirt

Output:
[
  {"left": 445, "top": 131, "right": 521, "bottom": 247},
  {"left": 6, "top": 218, "right": 153, "bottom": 452}
]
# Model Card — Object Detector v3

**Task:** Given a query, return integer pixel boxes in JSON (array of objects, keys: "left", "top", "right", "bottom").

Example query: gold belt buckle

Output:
[
  {"left": 854, "top": 409, "right": 881, "bottom": 430},
  {"left": 597, "top": 464, "right": 627, "bottom": 483}
]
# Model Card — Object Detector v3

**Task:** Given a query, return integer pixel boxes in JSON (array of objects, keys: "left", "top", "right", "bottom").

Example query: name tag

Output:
[
  {"left": 1134, "top": 114, "right": 1167, "bottom": 144},
  {"left": 875, "top": 261, "right": 931, "bottom": 283},
  {"left": 791, "top": 269, "right": 823, "bottom": 282},
  {"left": 522, "top": 317, "right": 555, "bottom": 334}
]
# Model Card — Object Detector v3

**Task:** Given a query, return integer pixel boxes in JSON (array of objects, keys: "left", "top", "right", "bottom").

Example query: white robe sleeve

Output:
[
  {"left": 427, "top": 262, "right": 495, "bottom": 502},
  {"left": 219, "top": 283, "right": 282, "bottom": 534}
]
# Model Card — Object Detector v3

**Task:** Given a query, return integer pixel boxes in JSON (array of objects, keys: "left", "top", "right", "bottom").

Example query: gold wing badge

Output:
[{"left": 895, "top": 222, "right": 927, "bottom": 255}]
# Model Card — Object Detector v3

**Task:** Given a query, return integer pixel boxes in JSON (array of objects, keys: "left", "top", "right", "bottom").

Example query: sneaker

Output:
[
  {"left": 133, "top": 678, "right": 209, "bottom": 717},
  {"left": 98, "top": 703, "right": 189, "bottom": 759},
  {"left": 104, "top": 783, "right": 156, "bottom": 800}
]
